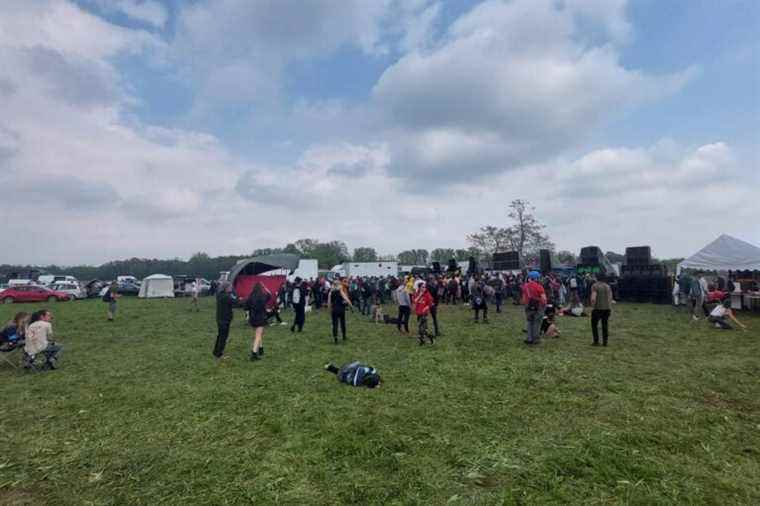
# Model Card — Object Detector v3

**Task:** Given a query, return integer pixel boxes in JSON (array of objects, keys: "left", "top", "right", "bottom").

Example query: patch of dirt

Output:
[
  {"left": 702, "top": 390, "right": 756, "bottom": 413},
  {"left": 0, "top": 489, "right": 38, "bottom": 506}
]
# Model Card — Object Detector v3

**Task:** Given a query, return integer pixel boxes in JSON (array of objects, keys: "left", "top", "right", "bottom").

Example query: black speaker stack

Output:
[
  {"left": 432, "top": 261, "right": 442, "bottom": 274},
  {"left": 618, "top": 245, "right": 671, "bottom": 303},
  {"left": 492, "top": 251, "right": 520, "bottom": 270},
  {"left": 447, "top": 258, "right": 458, "bottom": 273},
  {"left": 539, "top": 249, "right": 552, "bottom": 273},
  {"left": 579, "top": 246, "right": 604, "bottom": 266}
]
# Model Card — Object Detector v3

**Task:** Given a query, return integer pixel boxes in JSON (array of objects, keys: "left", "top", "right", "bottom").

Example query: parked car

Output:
[
  {"left": 116, "top": 282, "right": 141, "bottom": 296},
  {"left": 0, "top": 285, "right": 72, "bottom": 303},
  {"left": 50, "top": 282, "right": 87, "bottom": 299},
  {"left": 85, "top": 280, "right": 108, "bottom": 298}
]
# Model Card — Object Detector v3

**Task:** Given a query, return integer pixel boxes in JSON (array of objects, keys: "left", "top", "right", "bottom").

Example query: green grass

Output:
[{"left": 1, "top": 298, "right": 758, "bottom": 505}]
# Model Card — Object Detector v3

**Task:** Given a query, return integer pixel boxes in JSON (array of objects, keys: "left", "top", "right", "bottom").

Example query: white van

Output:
[
  {"left": 38, "top": 275, "right": 78, "bottom": 286},
  {"left": 117, "top": 275, "right": 138, "bottom": 285}
]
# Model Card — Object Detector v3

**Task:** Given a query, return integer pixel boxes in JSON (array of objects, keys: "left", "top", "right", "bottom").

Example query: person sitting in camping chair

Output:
[
  {"left": 0, "top": 312, "right": 30, "bottom": 368},
  {"left": 23, "top": 309, "right": 63, "bottom": 371}
]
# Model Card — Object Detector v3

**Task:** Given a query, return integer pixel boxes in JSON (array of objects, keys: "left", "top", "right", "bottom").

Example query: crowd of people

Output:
[
  {"left": 1, "top": 268, "right": 748, "bottom": 374},
  {"left": 210, "top": 269, "right": 627, "bottom": 361}
]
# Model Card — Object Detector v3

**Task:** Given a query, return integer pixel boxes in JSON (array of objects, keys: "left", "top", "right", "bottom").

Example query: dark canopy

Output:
[{"left": 227, "top": 254, "right": 300, "bottom": 281}]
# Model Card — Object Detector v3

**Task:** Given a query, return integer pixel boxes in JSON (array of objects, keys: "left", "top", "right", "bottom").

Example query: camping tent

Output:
[
  {"left": 138, "top": 274, "right": 175, "bottom": 298},
  {"left": 227, "top": 254, "right": 299, "bottom": 301},
  {"left": 678, "top": 234, "right": 760, "bottom": 273}
]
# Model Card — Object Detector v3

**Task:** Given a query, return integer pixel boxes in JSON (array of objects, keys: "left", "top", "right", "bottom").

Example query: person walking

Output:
[
  {"left": 521, "top": 271, "right": 547, "bottom": 345},
  {"left": 396, "top": 283, "right": 411, "bottom": 335},
  {"left": 413, "top": 282, "right": 435, "bottom": 345},
  {"left": 213, "top": 281, "right": 236, "bottom": 360},
  {"left": 245, "top": 282, "right": 271, "bottom": 361},
  {"left": 328, "top": 280, "right": 352, "bottom": 343},
  {"left": 103, "top": 282, "right": 120, "bottom": 321},
  {"left": 290, "top": 277, "right": 307, "bottom": 333},
  {"left": 191, "top": 278, "right": 201, "bottom": 312},
  {"left": 590, "top": 276, "right": 614, "bottom": 346}
]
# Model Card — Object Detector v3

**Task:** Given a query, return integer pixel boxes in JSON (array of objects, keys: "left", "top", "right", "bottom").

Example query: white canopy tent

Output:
[
  {"left": 138, "top": 274, "right": 175, "bottom": 298},
  {"left": 678, "top": 234, "right": 760, "bottom": 274}
]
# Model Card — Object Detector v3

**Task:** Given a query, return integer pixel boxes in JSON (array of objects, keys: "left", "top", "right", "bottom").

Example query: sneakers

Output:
[
  {"left": 692, "top": 315, "right": 700, "bottom": 321},
  {"left": 249, "top": 351, "right": 260, "bottom": 361}
]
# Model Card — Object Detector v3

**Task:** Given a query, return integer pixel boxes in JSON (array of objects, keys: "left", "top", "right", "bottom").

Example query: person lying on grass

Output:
[
  {"left": 708, "top": 300, "right": 748, "bottom": 331},
  {"left": 324, "top": 361, "right": 381, "bottom": 388}
]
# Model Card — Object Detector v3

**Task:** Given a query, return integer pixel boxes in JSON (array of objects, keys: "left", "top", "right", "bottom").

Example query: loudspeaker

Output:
[
  {"left": 432, "top": 261, "right": 441, "bottom": 274},
  {"left": 625, "top": 246, "right": 652, "bottom": 266},
  {"left": 493, "top": 251, "right": 519, "bottom": 271},
  {"left": 468, "top": 256, "right": 478, "bottom": 274},
  {"left": 580, "top": 246, "right": 603, "bottom": 266},
  {"left": 447, "top": 259, "right": 458, "bottom": 272},
  {"left": 540, "top": 249, "right": 552, "bottom": 273}
]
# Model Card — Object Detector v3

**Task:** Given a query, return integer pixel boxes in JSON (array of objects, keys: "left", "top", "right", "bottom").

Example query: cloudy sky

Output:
[{"left": 1, "top": 0, "right": 758, "bottom": 265}]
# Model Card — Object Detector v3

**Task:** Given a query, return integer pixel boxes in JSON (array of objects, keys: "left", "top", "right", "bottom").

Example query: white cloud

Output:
[
  {"left": 373, "top": 0, "right": 697, "bottom": 183},
  {"left": 172, "top": 0, "right": 393, "bottom": 109},
  {"left": 114, "top": 0, "right": 168, "bottom": 28}
]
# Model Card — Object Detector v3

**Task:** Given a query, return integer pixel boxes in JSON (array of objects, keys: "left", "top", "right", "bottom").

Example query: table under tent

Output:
[{"left": 677, "top": 234, "right": 760, "bottom": 311}]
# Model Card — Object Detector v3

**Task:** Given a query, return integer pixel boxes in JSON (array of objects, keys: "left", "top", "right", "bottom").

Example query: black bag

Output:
[{"left": 102, "top": 290, "right": 112, "bottom": 303}]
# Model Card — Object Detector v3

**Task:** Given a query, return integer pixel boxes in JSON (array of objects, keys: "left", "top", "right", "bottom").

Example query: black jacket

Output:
[{"left": 216, "top": 291, "right": 235, "bottom": 324}]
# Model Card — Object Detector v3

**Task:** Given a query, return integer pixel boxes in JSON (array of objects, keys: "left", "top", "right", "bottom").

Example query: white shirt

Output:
[
  {"left": 710, "top": 305, "right": 727, "bottom": 318},
  {"left": 25, "top": 321, "right": 53, "bottom": 355}
]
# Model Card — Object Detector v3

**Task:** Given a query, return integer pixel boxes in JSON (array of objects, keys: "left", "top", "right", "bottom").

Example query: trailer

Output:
[{"left": 334, "top": 262, "right": 399, "bottom": 278}]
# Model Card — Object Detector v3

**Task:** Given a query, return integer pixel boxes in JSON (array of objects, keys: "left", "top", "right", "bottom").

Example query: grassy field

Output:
[{"left": 0, "top": 297, "right": 758, "bottom": 505}]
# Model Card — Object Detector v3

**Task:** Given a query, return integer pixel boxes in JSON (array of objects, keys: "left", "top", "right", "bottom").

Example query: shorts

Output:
[{"left": 249, "top": 318, "right": 267, "bottom": 328}]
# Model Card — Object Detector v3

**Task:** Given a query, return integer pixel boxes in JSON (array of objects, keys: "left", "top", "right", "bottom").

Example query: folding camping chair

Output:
[{"left": 0, "top": 340, "right": 24, "bottom": 369}]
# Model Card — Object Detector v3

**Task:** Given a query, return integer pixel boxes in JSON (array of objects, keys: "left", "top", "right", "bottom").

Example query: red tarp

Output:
[{"left": 234, "top": 275, "right": 285, "bottom": 306}]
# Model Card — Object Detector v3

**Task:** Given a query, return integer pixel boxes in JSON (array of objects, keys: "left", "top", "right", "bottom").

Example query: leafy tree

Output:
[
  {"left": 430, "top": 248, "right": 456, "bottom": 263},
  {"left": 353, "top": 247, "right": 378, "bottom": 262},
  {"left": 467, "top": 199, "right": 553, "bottom": 266},
  {"left": 397, "top": 250, "right": 416, "bottom": 265},
  {"left": 310, "top": 241, "right": 350, "bottom": 269},
  {"left": 466, "top": 226, "right": 510, "bottom": 257},
  {"left": 557, "top": 250, "right": 577, "bottom": 265}
]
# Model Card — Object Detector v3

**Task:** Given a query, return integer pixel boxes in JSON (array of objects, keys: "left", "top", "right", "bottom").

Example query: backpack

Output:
[{"left": 102, "top": 290, "right": 113, "bottom": 303}]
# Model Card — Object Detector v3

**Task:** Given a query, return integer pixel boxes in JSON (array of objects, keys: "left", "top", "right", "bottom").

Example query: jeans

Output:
[
  {"left": 591, "top": 309, "right": 611, "bottom": 344},
  {"left": 494, "top": 293, "right": 503, "bottom": 313},
  {"left": 474, "top": 305, "right": 488, "bottom": 321},
  {"left": 331, "top": 310, "right": 346, "bottom": 339},
  {"left": 213, "top": 323, "right": 231, "bottom": 357},
  {"left": 525, "top": 309, "right": 541, "bottom": 343},
  {"left": 292, "top": 304, "right": 305, "bottom": 331},
  {"left": 430, "top": 304, "right": 440, "bottom": 336},
  {"left": 708, "top": 315, "right": 732, "bottom": 329},
  {"left": 397, "top": 305, "right": 410, "bottom": 333}
]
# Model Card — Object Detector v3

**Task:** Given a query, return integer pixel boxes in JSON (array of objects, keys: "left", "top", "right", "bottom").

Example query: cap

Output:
[{"left": 528, "top": 271, "right": 540, "bottom": 280}]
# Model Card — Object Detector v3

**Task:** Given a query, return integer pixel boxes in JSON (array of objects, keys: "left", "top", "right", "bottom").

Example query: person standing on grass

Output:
[
  {"left": 328, "top": 280, "right": 353, "bottom": 343},
  {"left": 521, "top": 271, "right": 547, "bottom": 345},
  {"left": 396, "top": 282, "right": 411, "bottom": 335},
  {"left": 290, "top": 277, "right": 307, "bottom": 333},
  {"left": 413, "top": 281, "right": 435, "bottom": 345},
  {"left": 212, "top": 281, "right": 236, "bottom": 360},
  {"left": 24, "top": 309, "right": 62, "bottom": 370},
  {"left": 427, "top": 275, "right": 442, "bottom": 337},
  {"left": 590, "top": 276, "right": 614, "bottom": 346},
  {"left": 246, "top": 282, "right": 271, "bottom": 361},
  {"left": 190, "top": 278, "right": 201, "bottom": 312},
  {"left": 103, "top": 282, "right": 120, "bottom": 321}
]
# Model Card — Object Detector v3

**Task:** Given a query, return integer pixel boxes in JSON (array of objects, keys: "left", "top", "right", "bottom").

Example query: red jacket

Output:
[
  {"left": 521, "top": 281, "right": 547, "bottom": 306},
  {"left": 413, "top": 290, "right": 433, "bottom": 316}
]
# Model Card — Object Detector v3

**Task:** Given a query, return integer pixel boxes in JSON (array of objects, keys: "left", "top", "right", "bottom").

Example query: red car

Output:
[{"left": 0, "top": 285, "right": 72, "bottom": 304}]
